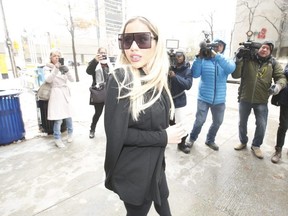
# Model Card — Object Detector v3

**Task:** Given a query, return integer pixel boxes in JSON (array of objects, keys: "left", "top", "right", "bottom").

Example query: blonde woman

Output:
[{"left": 104, "top": 16, "right": 186, "bottom": 216}]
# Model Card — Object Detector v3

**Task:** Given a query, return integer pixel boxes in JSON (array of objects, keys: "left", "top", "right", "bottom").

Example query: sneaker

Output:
[
  {"left": 271, "top": 151, "right": 281, "bottom": 164},
  {"left": 89, "top": 131, "right": 95, "bottom": 139},
  {"left": 178, "top": 144, "right": 191, "bottom": 154},
  {"left": 67, "top": 134, "right": 73, "bottom": 143},
  {"left": 251, "top": 146, "right": 263, "bottom": 159},
  {"left": 234, "top": 143, "right": 247, "bottom": 150},
  {"left": 205, "top": 142, "right": 219, "bottom": 151},
  {"left": 186, "top": 140, "right": 195, "bottom": 148},
  {"left": 55, "top": 139, "right": 65, "bottom": 148}
]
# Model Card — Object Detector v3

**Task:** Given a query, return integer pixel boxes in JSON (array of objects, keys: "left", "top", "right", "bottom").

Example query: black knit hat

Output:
[{"left": 262, "top": 41, "right": 274, "bottom": 53}]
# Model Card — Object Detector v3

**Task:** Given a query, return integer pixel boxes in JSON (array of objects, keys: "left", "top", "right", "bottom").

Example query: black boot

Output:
[
  {"left": 177, "top": 135, "right": 190, "bottom": 154},
  {"left": 271, "top": 147, "right": 282, "bottom": 164}
]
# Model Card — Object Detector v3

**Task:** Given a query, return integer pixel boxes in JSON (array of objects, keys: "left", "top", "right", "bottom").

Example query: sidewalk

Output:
[{"left": 0, "top": 67, "right": 288, "bottom": 216}]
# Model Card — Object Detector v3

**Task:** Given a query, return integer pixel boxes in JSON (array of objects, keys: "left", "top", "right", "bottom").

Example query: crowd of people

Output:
[{"left": 41, "top": 15, "right": 287, "bottom": 216}]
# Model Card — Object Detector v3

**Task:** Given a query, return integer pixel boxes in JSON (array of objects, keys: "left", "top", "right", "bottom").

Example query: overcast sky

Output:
[
  {"left": 126, "top": 0, "right": 237, "bottom": 47},
  {"left": 1, "top": 0, "right": 237, "bottom": 49}
]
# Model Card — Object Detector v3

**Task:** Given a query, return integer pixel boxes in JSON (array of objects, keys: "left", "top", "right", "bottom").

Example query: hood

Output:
[
  {"left": 213, "top": 39, "right": 226, "bottom": 53},
  {"left": 262, "top": 41, "right": 274, "bottom": 53}
]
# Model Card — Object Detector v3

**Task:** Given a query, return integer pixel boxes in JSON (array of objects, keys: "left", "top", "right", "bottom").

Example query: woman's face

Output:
[
  {"left": 123, "top": 20, "right": 156, "bottom": 73},
  {"left": 50, "top": 52, "right": 60, "bottom": 64}
]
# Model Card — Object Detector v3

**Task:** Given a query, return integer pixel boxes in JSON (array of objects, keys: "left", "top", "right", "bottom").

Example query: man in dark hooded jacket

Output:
[
  {"left": 168, "top": 50, "right": 193, "bottom": 153},
  {"left": 232, "top": 41, "right": 286, "bottom": 159}
]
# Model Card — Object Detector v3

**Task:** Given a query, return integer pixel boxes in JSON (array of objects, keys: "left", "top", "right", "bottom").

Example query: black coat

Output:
[
  {"left": 86, "top": 58, "right": 109, "bottom": 86},
  {"left": 104, "top": 68, "right": 170, "bottom": 205},
  {"left": 272, "top": 64, "right": 288, "bottom": 107}
]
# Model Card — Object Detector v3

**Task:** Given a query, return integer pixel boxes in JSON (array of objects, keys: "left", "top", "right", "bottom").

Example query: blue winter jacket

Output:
[{"left": 192, "top": 54, "right": 236, "bottom": 105}]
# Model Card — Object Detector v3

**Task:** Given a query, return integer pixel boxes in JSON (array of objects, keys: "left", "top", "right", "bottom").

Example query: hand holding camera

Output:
[
  {"left": 59, "top": 65, "right": 69, "bottom": 74},
  {"left": 95, "top": 54, "right": 107, "bottom": 62},
  {"left": 268, "top": 84, "right": 281, "bottom": 95}
]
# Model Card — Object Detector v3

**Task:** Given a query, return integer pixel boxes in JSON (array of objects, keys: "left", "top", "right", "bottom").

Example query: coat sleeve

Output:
[
  {"left": 45, "top": 67, "right": 59, "bottom": 83},
  {"left": 215, "top": 54, "right": 236, "bottom": 75},
  {"left": 86, "top": 59, "right": 98, "bottom": 86},
  {"left": 172, "top": 67, "right": 193, "bottom": 90},
  {"left": 104, "top": 72, "right": 130, "bottom": 185},
  {"left": 123, "top": 127, "right": 167, "bottom": 147},
  {"left": 66, "top": 71, "right": 75, "bottom": 82},
  {"left": 274, "top": 62, "right": 287, "bottom": 89},
  {"left": 191, "top": 57, "right": 202, "bottom": 78},
  {"left": 86, "top": 59, "right": 98, "bottom": 75},
  {"left": 231, "top": 60, "right": 243, "bottom": 79}
]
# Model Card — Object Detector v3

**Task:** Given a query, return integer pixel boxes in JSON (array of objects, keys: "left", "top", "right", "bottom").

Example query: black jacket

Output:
[
  {"left": 169, "top": 62, "right": 192, "bottom": 108},
  {"left": 86, "top": 58, "right": 109, "bottom": 86},
  {"left": 272, "top": 64, "right": 288, "bottom": 106},
  {"left": 104, "top": 68, "right": 170, "bottom": 205}
]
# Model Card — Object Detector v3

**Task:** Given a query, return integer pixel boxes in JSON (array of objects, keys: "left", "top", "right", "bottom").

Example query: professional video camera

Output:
[
  {"left": 235, "top": 30, "right": 262, "bottom": 60},
  {"left": 198, "top": 31, "right": 219, "bottom": 58},
  {"left": 166, "top": 39, "right": 179, "bottom": 70},
  {"left": 167, "top": 49, "right": 177, "bottom": 69}
]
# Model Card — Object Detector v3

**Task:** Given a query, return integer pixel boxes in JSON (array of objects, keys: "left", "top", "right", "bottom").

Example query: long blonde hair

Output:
[{"left": 112, "top": 16, "right": 174, "bottom": 121}]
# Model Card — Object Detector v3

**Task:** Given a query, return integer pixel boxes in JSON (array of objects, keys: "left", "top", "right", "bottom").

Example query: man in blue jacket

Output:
[{"left": 186, "top": 39, "right": 236, "bottom": 151}]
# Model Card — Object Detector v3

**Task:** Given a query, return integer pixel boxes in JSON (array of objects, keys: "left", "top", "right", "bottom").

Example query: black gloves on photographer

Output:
[
  {"left": 268, "top": 84, "right": 281, "bottom": 95},
  {"left": 59, "top": 65, "right": 69, "bottom": 74},
  {"left": 235, "top": 47, "right": 251, "bottom": 63}
]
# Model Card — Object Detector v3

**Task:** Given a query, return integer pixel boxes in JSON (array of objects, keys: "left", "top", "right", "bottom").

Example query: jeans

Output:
[
  {"left": 53, "top": 117, "right": 73, "bottom": 140},
  {"left": 238, "top": 101, "right": 268, "bottom": 147},
  {"left": 90, "top": 103, "right": 104, "bottom": 132},
  {"left": 190, "top": 100, "right": 225, "bottom": 144},
  {"left": 276, "top": 105, "right": 288, "bottom": 149}
]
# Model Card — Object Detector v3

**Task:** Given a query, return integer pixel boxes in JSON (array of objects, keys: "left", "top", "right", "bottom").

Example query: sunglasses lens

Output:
[
  {"left": 123, "top": 34, "right": 134, "bottom": 49},
  {"left": 118, "top": 33, "right": 153, "bottom": 49},
  {"left": 134, "top": 33, "right": 151, "bottom": 49},
  {"left": 118, "top": 34, "right": 133, "bottom": 49}
]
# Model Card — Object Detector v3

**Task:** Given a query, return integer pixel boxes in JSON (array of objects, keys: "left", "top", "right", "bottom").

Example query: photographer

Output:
[
  {"left": 168, "top": 50, "right": 193, "bottom": 154},
  {"left": 232, "top": 41, "right": 286, "bottom": 159},
  {"left": 86, "top": 47, "right": 112, "bottom": 139},
  {"left": 45, "top": 49, "right": 75, "bottom": 148},
  {"left": 186, "top": 39, "right": 235, "bottom": 151}
]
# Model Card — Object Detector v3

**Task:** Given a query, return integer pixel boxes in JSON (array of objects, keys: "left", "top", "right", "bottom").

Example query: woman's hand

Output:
[{"left": 166, "top": 124, "right": 187, "bottom": 144}]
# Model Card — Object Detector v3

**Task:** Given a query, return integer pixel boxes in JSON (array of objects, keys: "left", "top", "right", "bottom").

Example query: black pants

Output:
[
  {"left": 90, "top": 103, "right": 104, "bottom": 132},
  {"left": 124, "top": 173, "right": 171, "bottom": 216},
  {"left": 276, "top": 105, "right": 288, "bottom": 149}
]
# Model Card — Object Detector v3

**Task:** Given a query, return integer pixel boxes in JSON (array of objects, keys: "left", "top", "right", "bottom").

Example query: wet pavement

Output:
[{"left": 0, "top": 68, "right": 288, "bottom": 216}]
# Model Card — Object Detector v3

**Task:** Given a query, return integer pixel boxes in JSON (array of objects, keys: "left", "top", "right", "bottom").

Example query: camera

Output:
[
  {"left": 59, "top": 57, "right": 64, "bottom": 65},
  {"left": 236, "top": 41, "right": 262, "bottom": 59},
  {"left": 102, "top": 54, "right": 107, "bottom": 60},
  {"left": 167, "top": 50, "right": 177, "bottom": 70},
  {"left": 166, "top": 39, "right": 179, "bottom": 70},
  {"left": 198, "top": 31, "right": 219, "bottom": 59},
  {"left": 235, "top": 31, "right": 262, "bottom": 60}
]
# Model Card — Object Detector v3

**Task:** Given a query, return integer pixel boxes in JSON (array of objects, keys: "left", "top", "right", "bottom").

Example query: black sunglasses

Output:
[{"left": 118, "top": 32, "right": 158, "bottom": 49}]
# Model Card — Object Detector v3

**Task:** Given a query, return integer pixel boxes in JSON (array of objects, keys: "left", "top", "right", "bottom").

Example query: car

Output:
[{"left": 67, "top": 60, "right": 80, "bottom": 66}]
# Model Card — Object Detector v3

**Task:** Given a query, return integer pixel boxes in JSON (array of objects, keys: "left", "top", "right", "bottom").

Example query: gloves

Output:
[
  {"left": 268, "top": 84, "right": 281, "bottom": 95},
  {"left": 235, "top": 48, "right": 245, "bottom": 59},
  {"left": 59, "top": 65, "right": 69, "bottom": 74}
]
